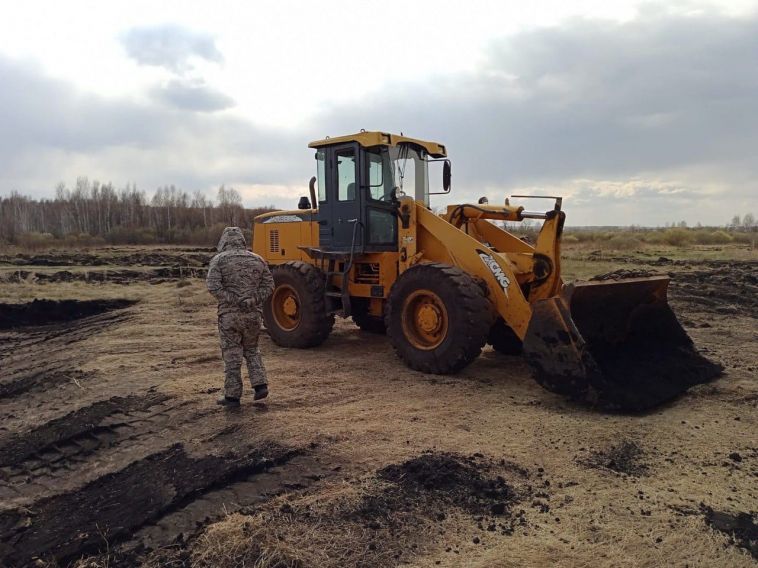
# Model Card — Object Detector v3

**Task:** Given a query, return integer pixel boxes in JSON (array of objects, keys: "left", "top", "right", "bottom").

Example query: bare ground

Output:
[{"left": 0, "top": 246, "right": 755, "bottom": 567}]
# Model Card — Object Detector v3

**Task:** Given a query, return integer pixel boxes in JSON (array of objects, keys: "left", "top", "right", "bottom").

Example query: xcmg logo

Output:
[{"left": 477, "top": 250, "right": 511, "bottom": 294}]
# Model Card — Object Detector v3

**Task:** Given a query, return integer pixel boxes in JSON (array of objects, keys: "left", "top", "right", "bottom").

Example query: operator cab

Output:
[{"left": 308, "top": 131, "right": 448, "bottom": 253}]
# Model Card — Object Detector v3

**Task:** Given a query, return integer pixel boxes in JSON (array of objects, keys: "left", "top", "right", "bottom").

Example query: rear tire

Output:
[
  {"left": 351, "top": 298, "right": 387, "bottom": 334},
  {"left": 386, "top": 263, "right": 494, "bottom": 374},
  {"left": 264, "top": 261, "right": 334, "bottom": 348},
  {"left": 488, "top": 319, "right": 523, "bottom": 355}
]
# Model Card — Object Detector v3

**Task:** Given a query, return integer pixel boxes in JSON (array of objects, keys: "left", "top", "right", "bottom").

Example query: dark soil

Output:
[
  {"left": 3, "top": 266, "right": 207, "bottom": 285},
  {"left": 0, "top": 298, "right": 136, "bottom": 329},
  {"left": 590, "top": 268, "right": 659, "bottom": 280},
  {"left": 0, "top": 249, "right": 214, "bottom": 268},
  {"left": 377, "top": 452, "right": 517, "bottom": 517},
  {"left": 0, "top": 442, "right": 298, "bottom": 567},
  {"left": 582, "top": 440, "right": 648, "bottom": 476},
  {"left": 588, "top": 259, "right": 758, "bottom": 317},
  {"left": 703, "top": 506, "right": 758, "bottom": 559},
  {"left": 670, "top": 263, "right": 758, "bottom": 318},
  {"left": 579, "top": 300, "right": 723, "bottom": 411}
]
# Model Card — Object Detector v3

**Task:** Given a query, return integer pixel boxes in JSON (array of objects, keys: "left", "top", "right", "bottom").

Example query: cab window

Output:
[
  {"left": 366, "top": 148, "right": 393, "bottom": 201},
  {"left": 316, "top": 150, "right": 326, "bottom": 202},
  {"left": 336, "top": 149, "right": 356, "bottom": 201}
]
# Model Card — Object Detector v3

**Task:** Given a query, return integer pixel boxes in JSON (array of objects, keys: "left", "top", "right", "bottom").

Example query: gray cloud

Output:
[
  {"left": 1, "top": 8, "right": 757, "bottom": 225},
  {"left": 311, "top": 9, "right": 758, "bottom": 223},
  {"left": 121, "top": 24, "right": 223, "bottom": 73},
  {"left": 151, "top": 79, "right": 235, "bottom": 112},
  {"left": 0, "top": 56, "right": 301, "bottom": 201}
]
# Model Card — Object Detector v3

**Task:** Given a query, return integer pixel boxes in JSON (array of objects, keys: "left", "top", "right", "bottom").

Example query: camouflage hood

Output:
[{"left": 217, "top": 227, "right": 247, "bottom": 252}]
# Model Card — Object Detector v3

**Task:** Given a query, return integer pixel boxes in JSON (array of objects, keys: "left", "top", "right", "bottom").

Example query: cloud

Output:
[
  {"left": 1, "top": 7, "right": 757, "bottom": 225},
  {"left": 310, "top": 9, "right": 758, "bottom": 224},
  {"left": 121, "top": 24, "right": 223, "bottom": 73},
  {"left": 0, "top": 56, "right": 303, "bottom": 203},
  {"left": 151, "top": 79, "right": 235, "bottom": 112}
]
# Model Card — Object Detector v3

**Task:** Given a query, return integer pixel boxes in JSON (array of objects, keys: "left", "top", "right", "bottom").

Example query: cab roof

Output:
[{"left": 308, "top": 131, "right": 447, "bottom": 158}]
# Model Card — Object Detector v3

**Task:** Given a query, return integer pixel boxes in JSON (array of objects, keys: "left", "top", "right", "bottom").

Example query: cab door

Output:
[{"left": 317, "top": 143, "right": 363, "bottom": 252}]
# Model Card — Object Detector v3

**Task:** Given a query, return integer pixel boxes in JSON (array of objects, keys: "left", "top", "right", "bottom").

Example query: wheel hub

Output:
[
  {"left": 401, "top": 289, "right": 449, "bottom": 350},
  {"left": 417, "top": 303, "right": 442, "bottom": 334},
  {"left": 272, "top": 285, "right": 300, "bottom": 331},
  {"left": 282, "top": 296, "right": 298, "bottom": 317}
]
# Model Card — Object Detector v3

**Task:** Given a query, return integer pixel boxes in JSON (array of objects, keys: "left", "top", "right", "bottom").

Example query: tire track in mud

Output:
[
  {"left": 0, "top": 394, "right": 175, "bottom": 503},
  {"left": 0, "top": 302, "right": 139, "bottom": 434},
  {"left": 131, "top": 451, "right": 337, "bottom": 555},
  {"left": 0, "top": 441, "right": 302, "bottom": 567}
]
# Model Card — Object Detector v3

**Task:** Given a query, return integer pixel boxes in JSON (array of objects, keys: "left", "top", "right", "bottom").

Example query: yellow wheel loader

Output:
[{"left": 253, "top": 131, "right": 721, "bottom": 411}]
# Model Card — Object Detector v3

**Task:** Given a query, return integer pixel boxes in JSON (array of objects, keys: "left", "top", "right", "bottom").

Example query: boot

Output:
[
  {"left": 253, "top": 385, "right": 269, "bottom": 401},
  {"left": 217, "top": 395, "right": 240, "bottom": 408}
]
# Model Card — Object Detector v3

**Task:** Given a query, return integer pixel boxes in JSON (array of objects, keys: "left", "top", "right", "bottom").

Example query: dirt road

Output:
[{"left": 0, "top": 247, "right": 755, "bottom": 567}]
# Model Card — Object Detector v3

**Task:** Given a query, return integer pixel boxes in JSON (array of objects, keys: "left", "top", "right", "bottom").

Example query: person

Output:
[{"left": 206, "top": 227, "right": 274, "bottom": 407}]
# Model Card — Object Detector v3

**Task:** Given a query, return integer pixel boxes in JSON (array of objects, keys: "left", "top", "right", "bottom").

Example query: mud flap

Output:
[{"left": 523, "top": 277, "right": 723, "bottom": 411}]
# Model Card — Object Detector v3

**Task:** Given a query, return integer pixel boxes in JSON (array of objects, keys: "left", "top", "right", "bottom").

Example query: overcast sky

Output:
[{"left": 1, "top": 0, "right": 756, "bottom": 225}]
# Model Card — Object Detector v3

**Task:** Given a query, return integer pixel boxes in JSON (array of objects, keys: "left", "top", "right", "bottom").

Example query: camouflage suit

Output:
[{"left": 206, "top": 227, "right": 274, "bottom": 400}]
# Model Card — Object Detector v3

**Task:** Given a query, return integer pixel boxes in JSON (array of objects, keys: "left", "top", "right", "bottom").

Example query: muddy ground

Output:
[{"left": 0, "top": 246, "right": 755, "bottom": 567}]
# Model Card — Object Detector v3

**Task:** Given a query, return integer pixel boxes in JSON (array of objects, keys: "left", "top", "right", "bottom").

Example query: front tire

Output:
[
  {"left": 264, "top": 262, "right": 334, "bottom": 348},
  {"left": 385, "top": 263, "right": 493, "bottom": 374}
]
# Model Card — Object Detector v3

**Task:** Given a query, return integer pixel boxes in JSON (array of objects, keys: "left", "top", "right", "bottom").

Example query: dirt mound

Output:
[
  {"left": 703, "top": 507, "right": 758, "bottom": 559},
  {"left": 590, "top": 268, "right": 660, "bottom": 281},
  {"left": 582, "top": 440, "right": 648, "bottom": 476},
  {"left": 589, "top": 260, "right": 758, "bottom": 317},
  {"left": 0, "top": 299, "right": 136, "bottom": 329},
  {"left": 0, "top": 249, "right": 214, "bottom": 268},
  {"left": 377, "top": 452, "right": 515, "bottom": 516},
  {"left": 670, "top": 262, "right": 758, "bottom": 317}
]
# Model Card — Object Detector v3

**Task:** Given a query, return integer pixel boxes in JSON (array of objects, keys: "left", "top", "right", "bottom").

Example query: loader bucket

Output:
[{"left": 523, "top": 276, "right": 722, "bottom": 411}]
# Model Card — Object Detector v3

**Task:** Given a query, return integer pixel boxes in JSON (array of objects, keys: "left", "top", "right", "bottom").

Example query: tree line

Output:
[{"left": 0, "top": 178, "right": 275, "bottom": 247}]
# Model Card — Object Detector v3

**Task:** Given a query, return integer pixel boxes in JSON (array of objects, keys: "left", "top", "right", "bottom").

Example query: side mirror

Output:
[{"left": 443, "top": 160, "right": 452, "bottom": 192}]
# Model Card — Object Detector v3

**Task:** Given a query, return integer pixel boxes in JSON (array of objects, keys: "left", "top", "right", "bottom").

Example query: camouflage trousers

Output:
[{"left": 217, "top": 311, "right": 267, "bottom": 399}]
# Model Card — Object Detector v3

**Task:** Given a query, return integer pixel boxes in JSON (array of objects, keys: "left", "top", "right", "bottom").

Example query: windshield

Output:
[{"left": 366, "top": 144, "right": 429, "bottom": 205}]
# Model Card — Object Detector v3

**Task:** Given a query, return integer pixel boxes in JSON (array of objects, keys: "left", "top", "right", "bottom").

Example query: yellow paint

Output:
[{"left": 308, "top": 131, "right": 446, "bottom": 158}]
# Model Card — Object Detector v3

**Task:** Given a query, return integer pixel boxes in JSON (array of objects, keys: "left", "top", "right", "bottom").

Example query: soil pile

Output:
[
  {"left": 0, "top": 299, "right": 136, "bottom": 329},
  {"left": 588, "top": 260, "right": 758, "bottom": 317},
  {"left": 671, "top": 263, "right": 758, "bottom": 317},
  {"left": 0, "top": 249, "right": 214, "bottom": 267},
  {"left": 582, "top": 440, "right": 648, "bottom": 476},
  {"left": 377, "top": 452, "right": 515, "bottom": 516},
  {"left": 590, "top": 268, "right": 659, "bottom": 280},
  {"left": 703, "top": 507, "right": 758, "bottom": 559}
]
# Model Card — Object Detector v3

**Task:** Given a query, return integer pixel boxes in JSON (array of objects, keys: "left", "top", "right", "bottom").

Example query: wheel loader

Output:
[{"left": 252, "top": 131, "right": 721, "bottom": 411}]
